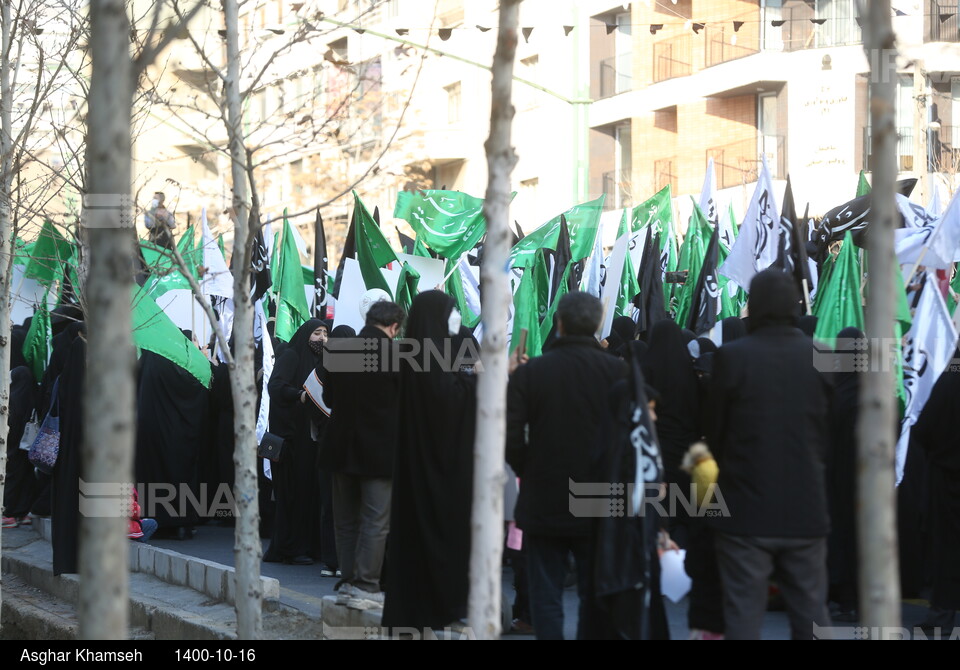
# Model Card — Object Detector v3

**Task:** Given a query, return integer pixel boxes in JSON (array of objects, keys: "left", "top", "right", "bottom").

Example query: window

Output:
[
  {"left": 615, "top": 12, "right": 632, "bottom": 95},
  {"left": 758, "top": 92, "right": 780, "bottom": 175},
  {"left": 446, "top": 81, "right": 461, "bottom": 124}
]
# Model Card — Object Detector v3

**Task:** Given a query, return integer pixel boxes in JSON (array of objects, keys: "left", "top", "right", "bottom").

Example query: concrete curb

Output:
[{"left": 34, "top": 517, "right": 280, "bottom": 612}]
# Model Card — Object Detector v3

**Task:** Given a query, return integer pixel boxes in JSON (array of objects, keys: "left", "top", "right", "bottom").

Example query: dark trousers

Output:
[
  {"left": 715, "top": 533, "right": 832, "bottom": 640},
  {"left": 524, "top": 533, "right": 592, "bottom": 640},
  {"left": 332, "top": 474, "right": 391, "bottom": 593}
]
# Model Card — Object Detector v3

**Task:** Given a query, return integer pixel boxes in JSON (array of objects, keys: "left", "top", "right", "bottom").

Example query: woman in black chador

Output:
[
  {"left": 264, "top": 319, "right": 329, "bottom": 565},
  {"left": 382, "top": 291, "right": 477, "bottom": 631},
  {"left": 134, "top": 336, "right": 211, "bottom": 540}
]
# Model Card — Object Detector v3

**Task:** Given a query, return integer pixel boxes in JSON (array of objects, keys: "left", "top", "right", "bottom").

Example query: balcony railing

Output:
[
  {"left": 706, "top": 135, "right": 785, "bottom": 190},
  {"left": 653, "top": 35, "right": 692, "bottom": 83},
  {"left": 926, "top": 1, "right": 960, "bottom": 41},
  {"left": 930, "top": 125, "right": 960, "bottom": 172},
  {"left": 599, "top": 53, "right": 633, "bottom": 99},
  {"left": 705, "top": 25, "right": 760, "bottom": 68},
  {"left": 863, "top": 126, "right": 915, "bottom": 172},
  {"left": 654, "top": 158, "right": 678, "bottom": 195},
  {"left": 602, "top": 170, "right": 633, "bottom": 210}
]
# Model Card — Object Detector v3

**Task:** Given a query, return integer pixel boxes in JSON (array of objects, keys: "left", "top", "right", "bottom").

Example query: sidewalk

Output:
[{"left": 4, "top": 519, "right": 938, "bottom": 639}]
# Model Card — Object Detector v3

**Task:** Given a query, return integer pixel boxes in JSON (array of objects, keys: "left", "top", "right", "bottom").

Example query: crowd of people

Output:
[{"left": 3, "top": 266, "right": 958, "bottom": 639}]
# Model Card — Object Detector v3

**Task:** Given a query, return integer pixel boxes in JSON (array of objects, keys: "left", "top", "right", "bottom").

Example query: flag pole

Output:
[{"left": 438, "top": 252, "right": 466, "bottom": 288}]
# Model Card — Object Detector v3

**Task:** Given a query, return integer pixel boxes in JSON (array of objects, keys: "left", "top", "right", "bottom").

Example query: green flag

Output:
[
  {"left": 394, "top": 189, "right": 487, "bottom": 259},
  {"left": 353, "top": 191, "right": 398, "bottom": 295},
  {"left": 131, "top": 285, "right": 211, "bottom": 388},
  {"left": 675, "top": 201, "right": 711, "bottom": 328},
  {"left": 413, "top": 236, "right": 433, "bottom": 258},
  {"left": 856, "top": 170, "right": 871, "bottom": 197},
  {"left": 395, "top": 261, "right": 421, "bottom": 314},
  {"left": 632, "top": 185, "right": 674, "bottom": 236},
  {"left": 22, "top": 295, "right": 51, "bottom": 381},
  {"left": 510, "top": 267, "right": 544, "bottom": 358},
  {"left": 146, "top": 226, "right": 200, "bottom": 298},
  {"left": 615, "top": 210, "right": 640, "bottom": 319},
  {"left": 813, "top": 233, "right": 864, "bottom": 347},
  {"left": 446, "top": 263, "right": 480, "bottom": 329},
  {"left": 13, "top": 238, "right": 32, "bottom": 266},
  {"left": 274, "top": 213, "right": 311, "bottom": 342},
  {"left": 24, "top": 221, "right": 73, "bottom": 286},
  {"left": 509, "top": 195, "right": 605, "bottom": 268}
]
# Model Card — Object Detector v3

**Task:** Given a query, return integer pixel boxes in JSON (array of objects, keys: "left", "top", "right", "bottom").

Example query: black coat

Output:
[
  {"left": 911, "top": 362, "right": 960, "bottom": 608},
  {"left": 321, "top": 325, "right": 400, "bottom": 478},
  {"left": 506, "top": 336, "right": 628, "bottom": 537},
  {"left": 707, "top": 324, "right": 831, "bottom": 538}
]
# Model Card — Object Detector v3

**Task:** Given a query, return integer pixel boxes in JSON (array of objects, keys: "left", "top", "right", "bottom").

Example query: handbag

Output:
[
  {"left": 257, "top": 432, "right": 285, "bottom": 462},
  {"left": 18, "top": 412, "right": 39, "bottom": 451},
  {"left": 29, "top": 379, "right": 61, "bottom": 474}
]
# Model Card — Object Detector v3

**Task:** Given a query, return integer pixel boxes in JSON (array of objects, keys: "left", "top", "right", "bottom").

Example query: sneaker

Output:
[
  {"left": 319, "top": 564, "right": 337, "bottom": 578},
  {"left": 335, "top": 583, "right": 357, "bottom": 607},
  {"left": 347, "top": 589, "right": 385, "bottom": 611},
  {"left": 18, "top": 515, "right": 32, "bottom": 526},
  {"left": 1, "top": 517, "right": 17, "bottom": 529}
]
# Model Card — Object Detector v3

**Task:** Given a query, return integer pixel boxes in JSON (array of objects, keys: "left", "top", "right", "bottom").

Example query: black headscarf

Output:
[
  {"left": 612, "top": 316, "right": 637, "bottom": 345},
  {"left": 747, "top": 269, "right": 800, "bottom": 332},
  {"left": 720, "top": 316, "right": 747, "bottom": 344},
  {"left": 330, "top": 325, "right": 356, "bottom": 339},
  {"left": 681, "top": 328, "right": 697, "bottom": 345}
]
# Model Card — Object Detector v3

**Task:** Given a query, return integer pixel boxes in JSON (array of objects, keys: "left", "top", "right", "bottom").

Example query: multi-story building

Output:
[
  {"left": 138, "top": 0, "right": 960, "bottom": 261},
  {"left": 593, "top": 0, "right": 960, "bottom": 221}
]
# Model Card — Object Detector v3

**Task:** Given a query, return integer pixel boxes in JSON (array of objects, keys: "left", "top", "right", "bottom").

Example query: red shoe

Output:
[{"left": 1, "top": 517, "right": 18, "bottom": 529}]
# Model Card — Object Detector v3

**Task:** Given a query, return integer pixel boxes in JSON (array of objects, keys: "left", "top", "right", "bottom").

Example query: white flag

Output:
[
  {"left": 458, "top": 257, "right": 481, "bottom": 322},
  {"left": 581, "top": 220, "right": 605, "bottom": 298},
  {"left": 927, "top": 182, "right": 943, "bottom": 218},
  {"left": 599, "top": 231, "right": 629, "bottom": 340},
  {"left": 895, "top": 274, "right": 959, "bottom": 484},
  {"left": 255, "top": 301, "right": 274, "bottom": 479},
  {"left": 200, "top": 208, "right": 234, "bottom": 299},
  {"left": 718, "top": 156, "right": 778, "bottom": 291},
  {"left": 699, "top": 157, "right": 730, "bottom": 247}
]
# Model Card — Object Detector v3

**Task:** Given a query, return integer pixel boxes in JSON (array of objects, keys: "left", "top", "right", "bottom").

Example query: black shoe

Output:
[
  {"left": 319, "top": 564, "right": 337, "bottom": 578},
  {"left": 284, "top": 555, "right": 314, "bottom": 566}
]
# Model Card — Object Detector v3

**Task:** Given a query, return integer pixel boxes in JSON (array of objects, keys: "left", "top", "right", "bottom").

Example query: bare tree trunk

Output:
[
  {"left": 468, "top": 0, "right": 520, "bottom": 641},
  {"left": 78, "top": 0, "right": 137, "bottom": 640},
  {"left": 858, "top": 0, "right": 901, "bottom": 635},
  {"left": 0, "top": 0, "right": 13, "bottom": 633},
  {"left": 223, "top": 0, "right": 261, "bottom": 640}
]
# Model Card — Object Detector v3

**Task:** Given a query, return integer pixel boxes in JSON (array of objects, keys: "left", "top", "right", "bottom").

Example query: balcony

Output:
[
  {"left": 705, "top": 25, "right": 759, "bottom": 68},
  {"left": 926, "top": 1, "right": 960, "bottom": 41},
  {"left": 599, "top": 53, "right": 633, "bottom": 99},
  {"left": 706, "top": 135, "right": 785, "bottom": 190},
  {"left": 930, "top": 125, "right": 960, "bottom": 172},
  {"left": 653, "top": 35, "right": 692, "bottom": 83},
  {"left": 654, "top": 158, "right": 678, "bottom": 195},
  {"left": 862, "top": 126, "right": 915, "bottom": 172},
  {"left": 602, "top": 170, "right": 633, "bottom": 210}
]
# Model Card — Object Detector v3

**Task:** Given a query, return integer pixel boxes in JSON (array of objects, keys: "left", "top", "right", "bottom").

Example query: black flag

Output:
[
  {"left": 812, "top": 177, "right": 917, "bottom": 260},
  {"left": 634, "top": 228, "right": 667, "bottom": 339},
  {"left": 314, "top": 210, "right": 328, "bottom": 318},
  {"left": 250, "top": 212, "right": 272, "bottom": 303},
  {"left": 397, "top": 231, "right": 416, "bottom": 255},
  {"left": 544, "top": 214, "right": 573, "bottom": 304},
  {"left": 687, "top": 225, "right": 720, "bottom": 336},
  {"left": 333, "top": 204, "right": 358, "bottom": 299}
]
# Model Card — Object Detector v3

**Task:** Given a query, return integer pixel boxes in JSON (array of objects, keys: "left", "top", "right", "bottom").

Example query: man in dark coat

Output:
[
  {"left": 322, "top": 300, "right": 405, "bottom": 610},
  {"left": 506, "top": 291, "right": 628, "bottom": 640},
  {"left": 707, "top": 268, "right": 832, "bottom": 640},
  {"left": 911, "top": 351, "right": 960, "bottom": 631}
]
